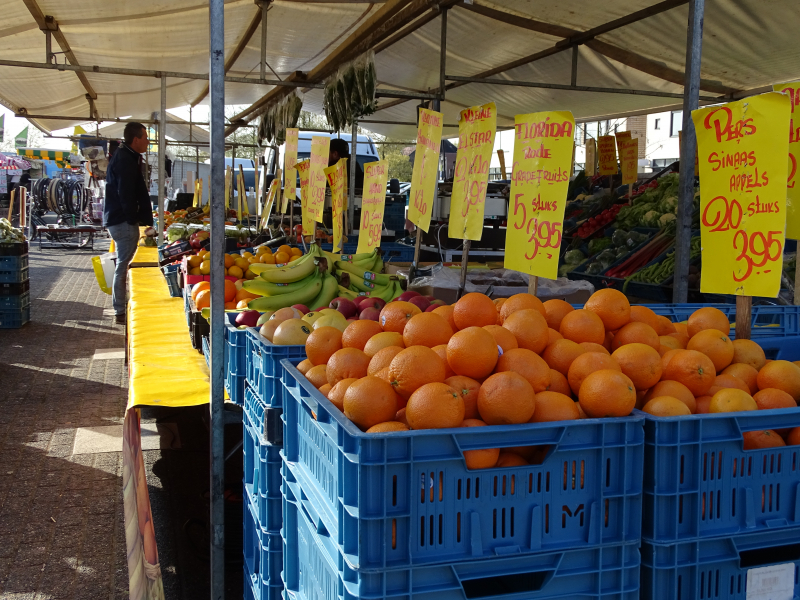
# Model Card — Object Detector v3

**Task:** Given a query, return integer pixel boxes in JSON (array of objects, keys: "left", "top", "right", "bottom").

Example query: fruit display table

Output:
[{"left": 130, "top": 245, "right": 160, "bottom": 268}]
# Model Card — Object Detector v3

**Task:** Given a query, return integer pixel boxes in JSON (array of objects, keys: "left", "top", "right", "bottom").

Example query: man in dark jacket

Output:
[{"left": 104, "top": 122, "right": 153, "bottom": 324}]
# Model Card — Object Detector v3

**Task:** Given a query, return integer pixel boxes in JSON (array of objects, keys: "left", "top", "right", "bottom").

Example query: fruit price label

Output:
[
  {"left": 598, "top": 135, "right": 617, "bottom": 175},
  {"left": 357, "top": 160, "right": 388, "bottom": 254},
  {"left": 692, "top": 92, "right": 791, "bottom": 296},
  {"left": 408, "top": 107, "right": 444, "bottom": 233},
  {"left": 619, "top": 138, "right": 638, "bottom": 185},
  {"left": 614, "top": 130, "right": 631, "bottom": 156},
  {"left": 260, "top": 167, "right": 281, "bottom": 230},
  {"left": 324, "top": 157, "right": 348, "bottom": 253},
  {"left": 448, "top": 102, "right": 497, "bottom": 241},
  {"left": 504, "top": 110, "right": 575, "bottom": 280},
  {"left": 772, "top": 81, "right": 800, "bottom": 239},
  {"left": 308, "top": 136, "right": 330, "bottom": 223},
  {"left": 283, "top": 128, "right": 298, "bottom": 208},
  {"left": 585, "top": 138, "right": 596, "bottom": 176},
  {"left": 294, "top": 159, "right": 315, "bottom": 236}
]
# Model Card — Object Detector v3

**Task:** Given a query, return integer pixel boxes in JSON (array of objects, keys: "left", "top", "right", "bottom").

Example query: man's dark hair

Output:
[
  {"left": 123, "top": 122, "right": 146, "bottom": 145},
  {"left": 330, "top": 137, "right": 351, "bottom": 159}
]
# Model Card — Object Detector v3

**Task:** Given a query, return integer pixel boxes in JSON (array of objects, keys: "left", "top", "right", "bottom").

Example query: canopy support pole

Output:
[
  {"left": 208, "top": 0, "right": 226, "bottom": 596},
  {"left": 259, "top": 1, "right": 269, "bottom": 80},
  {"left": 348, "top": 120, "right": 357, "bottom": 236},
  {"left": 45, "top": 30, "right": 52, "bottom": 64},
  {"left": 672, "top": 0, "right": 705, "bottom": 303},
  {"left": 570, "top": 46, "right": 578, "bottom": 86},
  {"left": 158, "top": 75, "right": 166, "bottom": 245}
]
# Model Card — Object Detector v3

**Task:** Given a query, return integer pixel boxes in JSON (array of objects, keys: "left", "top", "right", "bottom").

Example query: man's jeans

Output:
[{"left": 107, "top": 223, "right": 139, "bottom": 316}]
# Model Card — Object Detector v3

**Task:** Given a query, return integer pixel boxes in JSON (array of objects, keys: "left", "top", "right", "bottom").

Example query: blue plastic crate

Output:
[
  {"left": 0, "top": 254, "right": 29, "bottom": 271},
  {"left": 0, "top": 291, "right": 30, "bottom": 310},
  {"left": 641, "top": 527, "right": 800, "bottom": 600},
  {"left": 245, "top": 383, "right": 271, "bottom": 439},
  {"left": 244, "top": 492, "right": 284, "bottom": 600},
  {"left": 0, "top": 305, "right": 30, "bottom": 328},
  {"left": 0, "top": 265, "right": 28, "bottom": 284},
  {"left": 645, "top": 304, "right": 800, "bottom": 340},
  {"left": 245, "top": 329, "right": 306, "bottom": 408},
  {"left": 226, "top": 314, "right": 248, "bottom": 378},
  {"left": 381, "top": 242, "right": 415, "bottom": 262},
  {"left": 640, "top": 404, "right": 800, "bottom": 544},
  {"left": 184, "top": 284, "right": 192, "bottom": 327},
  {"left": 280, "top": 358, "right": 644, "bottom": 571},
  {"left": 243, "top": 401, "right": 283, "bottom": 533},
  {"left": 226, "top": 370, "right": 246, "bottom": 406},
  {"left": 283, "top": 487, "right": 641, "bottom": 600},
  {"left": 162, "top": 265, "right": 181, "bottom": 297},
  {"left": 202, "top": 335, "right": 210, "bottom": 367}
]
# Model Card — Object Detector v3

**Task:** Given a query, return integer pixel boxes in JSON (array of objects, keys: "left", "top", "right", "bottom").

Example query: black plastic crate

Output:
[
  {"left": 0, "top": 242, "right": 28, "bottom": 256},
  {"left": 0, "top": 279, "right": 30, "bottom": 297}
]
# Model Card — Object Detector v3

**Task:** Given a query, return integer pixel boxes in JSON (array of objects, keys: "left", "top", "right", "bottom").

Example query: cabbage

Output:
[
  {"left": 660, "top": 195, "right": 678, "bottom": 213},
  {"left": 564, "top": 249, "right": 586, "bottom": 265},
  {"left": 659, "top": 213, "right": 677, "bottom": 227},
  {"left": 642, "top": 210, "right": 660, "bottom": 227}
]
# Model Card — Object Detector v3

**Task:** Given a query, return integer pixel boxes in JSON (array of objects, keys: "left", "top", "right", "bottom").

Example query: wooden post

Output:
[
  {"left": 7, "top": 189, "right": 14, "bottom": 222},
  {"left": 413, "top": 227, "right": 422, "bottom": 266},
  {"left": 457, "top": 240, "right": 471, "bottom": 299},
  {"left": 20, "top": 187, "right": 26, "bottom": 229},
  {"left": 736, "top": 295, "right": 752, "bottom": 340},
  {"left": 497, "top": 150, "right": 507, "bottom": 180},
  {"left": 528, "top": 275, "right": 538, "bottom": 296}
]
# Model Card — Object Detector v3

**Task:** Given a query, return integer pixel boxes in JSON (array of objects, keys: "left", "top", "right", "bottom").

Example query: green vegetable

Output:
[
  {"left": 564, "top": 249, "right": 586, "bottom": 265},
  {"left": 588, "top": 238, "right": 612, "bottom": 255},
  {"left": 658, "top": 213, "right": 676, "bottom": 228},
  {"left": 611, "top": 229, "right": 629, "bottom": 246}
]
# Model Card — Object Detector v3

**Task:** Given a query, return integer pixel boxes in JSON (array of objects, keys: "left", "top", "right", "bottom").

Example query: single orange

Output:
[
  {"left": 611, "top": 321, "right": 660, "bottom": 351},
  {"left": 709, "top": 388, "right": 758, "bottom": 413},
  {"left": 460, "top": 419, "right": 499, "bottom": 469},
  {"left": 326, "top": 348, "right": 370, "bottom": 386},
  {"left": 194, "top": 289, "right": 211, "bottom": 310},
  {"left": 695, "top": 395, "right": 713, "bottom": 414},
  {"left": 663, "top": 350, "right": 716, "bottom": 396},
  {"left": 191, "top": 281, "right": 210, "bottom": 303},
  {"left": 659, "top": 335, "right": 684, "bottom": 351},
  {"left": 542, "top": 339, "right": 587, "bottom": 376},
  {"left": 327, "top": 378, "right": 358, "bottom": 411},
  {"left": 446, "top": 376, "right": 481, "bottom": 419},
  {"left": 342, "top": 320, "right": 384, "bottom": 351},
  {"left": 656, "top": 316, "right": 677, "bottom": 336},
  {"left": 578, "top": 369, "right": 636, "bottom": 418},
  {"left": 560, "top": 309, "right": 606, "bottom": 345},
  {"left": 668, "top": 331, "right": 691, "bottom": 348},
  {"left": 503, "top": 309, "right": 549, "bottom": 354},
  {"left": 389, "top": 346, "right": 447, "bottom": 399},
  {"left": 743, "top": 430, "right": 786, "bottom": 450},
  {"left": 629, "top": 305, "right": 661, "bottom": 332},
  {"left": 432, "top": 344, "right": 456, "bottom": 379},
  {"left": 643, "top": 396, "right": 692, "bottom": 417},
  {"left": 757, "top": 360, "right": 800, "bottom": 400},
  {"left": 529, "top": 391, "right": 580, "bottom": 422},
  {"left": 543, "top": 299, "right": 574, "bottom": 331},
  {"left": 567, "top": 352, "right": 621, "bottom": 395},
  {"left": 786, "top": 428, "right": 800, "bottom": 445},
  {"left": 499, "top": 293, "right": 547, "bottom": 323},
  {"left": 477, "top": 372, "right": 536, "bottom": 425},
  {"left": 223, "top": 279, "right": 237, "bottom": 303},
  {"left": 367, "top": 421, "right": 409, "bottom": 433},
  {"left": 547, "top": 328, "right": 563, "bottom": 346},
  {"left": 687, "top": 329, "right": 734, "bottom": 372},
  {"left": 753, "top": 388, "right": 796, "bottom": 410},
  {"left": 297, "top": 358, "right": 315, "bottom": 374},
  {"left": 721, "top": 363, "right": 759, "bottom": 395},
  {"left": 379, "top": 301, "right": 422, "bottom": 333},
  {"left": 454, "top": 293, "right": 498, "bottom": 329},
  {"left": 496, "top": 452, "right": 529, "bottom": 468},
  {"left": 713, "top": 373, "right": 750, "bottom": 394},
  {"left": 343, "top": 376, "right": 402, "bottom": 430},
  {"left": 495, "top": 348, "right": 551, "bottom": 393},
  {"left": 235, "top": 287, "right": 259, "bottom": 303},
  {"left": 403, "top": 312, "right": 454, "bottom": 348},
  {"left": 731, "top": 339, "right": 767, "bottom": 370},
  {"left": 661, "top": 348, "right": 681, "bottom": 372},
  {"left": 432, "top": 305, "right": 457, "bottom": 332},
  {"left": 580, "top": 342, "right": 610, "bottom": 355},
  {"left": 305, "top": 326, "right": 343, "bottom": 366},
  {"left": 305, "top": 364, "right": 329, "bottom": 389},
  {"left": 446, "top": 327, "right": 499, "bottom": 379},
  {"left": 688, "top": 306, "right": 730, "bottom": 337},
  {"left": 376, "top": 366, "right": 393, "bottom": 385},
  {"left": 224, "top": 301, "right": 238, "bottom": 310},
  {"left": 611, "top": 343, "right": 662, "bottom": 391},
  {"left": 405, "top": 382, "right": 464, "bottom": 430},
  {"left": 584, "top": 289, "right": 631, "bottom": 331},
  {"left": 547, "top": 369, "right": 572, "bottom": 396},
  {"left": 484, "top": 324, "right": 519, "bottom": 353},
  {"left": 368, "top": 346, "right": 405, "bottom": 376},
  {"left": 657, "top": 345, "right": 673, "bottom": 357},
  {"left": 644, "top": 380, "right": 696, "bottom": 413},
  {"left": 319, "top": 383, "right": 332, "bottom": 397},
  {"left": 363, "top": 332, "right": 405, "bottom": 357}
]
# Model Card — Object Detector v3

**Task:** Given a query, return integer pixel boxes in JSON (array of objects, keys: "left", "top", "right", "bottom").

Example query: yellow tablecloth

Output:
[
  {"left": 131, "top": 245, "right": 159, "bottom": 268},
  {"left": 127, "top": 267, "right": 209, "bottom": 409}
]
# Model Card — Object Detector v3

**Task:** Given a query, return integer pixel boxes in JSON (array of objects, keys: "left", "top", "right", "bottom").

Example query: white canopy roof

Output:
[
  {"left": 1, "top": 0, "right": 798, "bottom": 138},
  {"left": 97, "top": 112, "right": 210, "bottom": 144}
]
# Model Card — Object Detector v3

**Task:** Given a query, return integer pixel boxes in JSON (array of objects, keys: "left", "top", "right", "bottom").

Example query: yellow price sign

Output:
[
  {"left": 619, "top": 138, "right": 638, "bottom": 185},
  {"left": 408, "top": 108, "right": 443, "bottom": 232},
  {"left": 773, "top": 81, "right": 800, "bottom": 239},
  {"left": 585, "top": 138, "right": 596, "bottom": 176},
  {"left": 260, "top": 167, "right": 281, "bottom": 230},
  {"left": 294, "top": 159, "right": 315, "bottom": 236},
  {"left": 324, "top": 158, "right": 348, "bottom": 253},
  {"left": 283, "top": 128, "right": 298, "bottom": 210},
  {"left": 598, "top": 136, "right": 617, "bottom": 175},
  {"left": 692, "top": 92, "right": 791, "bottom": 296},
  {"left": 357, "top": 160, "right": 388, "bottom": 254},
  {"left": 504, "top": 111, "right": 575, "bottom": 279},
  {"left": 614, "top": 130, "right": 631, "bottom": 156},
  {"left": 448, "top": 102, "right": 497, "bottom": 241},
  {"left": 308, "top": 136, "right": 330, "bottom": 223}
]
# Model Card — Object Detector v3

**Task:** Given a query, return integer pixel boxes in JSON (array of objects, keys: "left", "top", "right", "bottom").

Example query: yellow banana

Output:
[{"left": 258, "top": 253, "right": 318, "bottom": 283}]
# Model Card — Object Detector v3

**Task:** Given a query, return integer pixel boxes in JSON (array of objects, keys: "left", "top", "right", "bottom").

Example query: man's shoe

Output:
[{"left": 115, "top": 314, "right": 126, "bottom": 325}]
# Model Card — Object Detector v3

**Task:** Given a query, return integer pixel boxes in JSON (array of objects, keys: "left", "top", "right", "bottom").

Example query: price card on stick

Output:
[
  {"left": 614, "top": 130, "right": 631, "bottom": 156},
  {"left": 408, "top": 108, "right": 444, "bottom": 232},
  {"left": 324, "top": 158, "right": 348, "bottom": 253},
  {"left": 260, "top": 167, "right": 281, "bottom": 230},
  {"left": 620, "top": 138, "right": 639, "bottom": 185},
  {"left": 357, "top": 160, "right": 388, "bottom": 254},
  {"left": 504, "top": 111, "right": 575, "bottom": 280},
  {"left": 598, "top": 136, "right": 617, "bottom": 175},
  {"left": 773, "top": 81, "right": 800, "bottom": 239},
  {"left": 283, "top": 128, "right": 298, "bottom": 210},
  {"left": 294, "top": 160, "right": 315, "bottom": 236},
  {"left": 448, "top": 102, "right": 497, "bottom": 241},
  {"left": 692, "top": 92, "right": 790, "bottom": 297},
  {"left": 308, "top": 136, "right": 330, "bottom": 223},
  {"left": 585, "top": 138, "right": 596, "bottom": 176}
]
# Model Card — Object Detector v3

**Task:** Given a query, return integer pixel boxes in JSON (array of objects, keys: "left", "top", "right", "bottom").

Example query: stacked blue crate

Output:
[{"left": 0, "top": 242, "right": 30, "bottom": 328}]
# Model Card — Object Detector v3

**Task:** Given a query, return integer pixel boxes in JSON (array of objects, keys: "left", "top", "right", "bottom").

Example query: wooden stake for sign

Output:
[
  {"left": 736, "top": 295, "right": 752, "bottom": 340},
  {"left": 20, "top": 187, "right": 26, "bottom": 229},
  {"left": 497, "top": 150, "right": 507, "bottom": 180},
  {"left": 528, "top": 275, "right": 538, "bottom": 295},
  {"left": 7, "top": 189, "right": 14, "bottom": 222},
  {"left": 457, "top": 240, "right": 471, "bottom": 299},
  {"left": 413, "top": 227, "right": 422, "bottom": 266}
]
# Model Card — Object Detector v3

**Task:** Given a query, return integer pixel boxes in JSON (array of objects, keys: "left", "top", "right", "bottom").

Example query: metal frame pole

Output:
[
  {"left": 158, "top": 75, "right": 166, "bottom": 245},
  {"left": 348, "top": 121, "right": 357, "bottom": 236},
  {"left": 672, "top": 0, "right": 705, "bottom": 303},
  {"left": 208, "top": 0, "right": 226, "bottom": 596},
  {"left": 260, "top": 1, "right": 268, "bottom": 81}
]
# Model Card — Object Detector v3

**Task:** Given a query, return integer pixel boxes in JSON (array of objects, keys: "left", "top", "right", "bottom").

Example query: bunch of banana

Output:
[
  {"left": 307, "top": 272, "right": 339, "bottom": 310},
  {"left": 250, "top": 244, "right": 322, "bottom": 284},
  {"left": 336, "top": 286, "right": 359, "bottom": 301}
]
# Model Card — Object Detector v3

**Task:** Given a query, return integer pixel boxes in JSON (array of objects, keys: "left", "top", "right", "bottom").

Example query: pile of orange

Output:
[{"left": 297, "top": 289, "right": 800, "bottom": 464}]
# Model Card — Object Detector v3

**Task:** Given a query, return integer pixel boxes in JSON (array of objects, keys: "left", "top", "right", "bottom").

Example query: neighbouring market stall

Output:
[{"left": 5, "top": 1, "right": 800, "bottom": 599}]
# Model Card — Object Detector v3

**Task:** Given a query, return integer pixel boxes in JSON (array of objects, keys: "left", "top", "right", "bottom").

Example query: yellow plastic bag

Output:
[{"left": 92, "top": 251, "right": 117, "bottom": 295}]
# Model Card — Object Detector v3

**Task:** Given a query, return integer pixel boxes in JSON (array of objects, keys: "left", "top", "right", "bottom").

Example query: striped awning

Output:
[
  {"left": 17, "top": 148, "right": 71, "bottom": 162},
  {"left": 0, "top": 153, "right": 31, "bottom": 170}
]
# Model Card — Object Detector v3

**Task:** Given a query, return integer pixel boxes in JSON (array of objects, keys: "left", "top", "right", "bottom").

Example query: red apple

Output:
[
  {"left": 359, "top": 297, "right": 386, "bottom": 312},
  {"left": 424, "top": 304, "right": 439, "bottom": 312},
  {"left": 352, "top": 296, "right": 370, "bottom": 309},
  {"left": 424, "top": 295, "right": 437, "bottom": 302},
  {"left": 359, "top": 307, "right": 381, "bottom": 321},
  {"left": 235, "top": 310, "right": 260, "bottom": 327},
  {"left": 408, "top": 296, "right": 430, "bottom": 312},
  {"left": 329, "top": 297, "right": 358, "bottom": 319},
  {"left": 291, "top": 304, "right": 310, "bottom": 315},
  {"left": 398, "top": 290, "right": 421, "bottom": 302}
]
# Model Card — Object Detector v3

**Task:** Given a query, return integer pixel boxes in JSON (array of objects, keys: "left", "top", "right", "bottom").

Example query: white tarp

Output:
[
  {"left": 97, "top": 112, "right": 210, "bottom": 144},
  {"left": 1, "top": 1, "right": 799, "bottom": 137}
]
